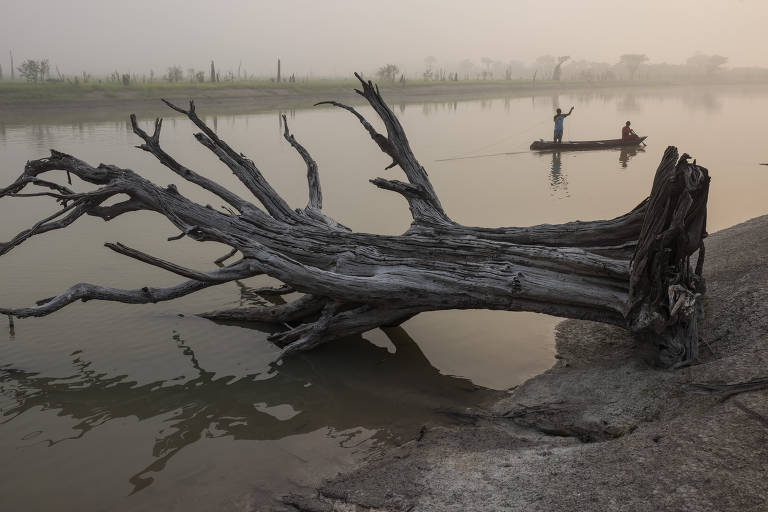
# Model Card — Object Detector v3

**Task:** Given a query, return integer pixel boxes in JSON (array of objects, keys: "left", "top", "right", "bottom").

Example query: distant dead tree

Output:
[
  {"left": 552, "top": 56, "right": 570, "bottom": 81},
  {"left": 619, "top": 54, "right": 649, "bottom": 80},
  {"left": 9, "top": 50, "right": 14, "bottom": 80},
  {"left": 210, "top": 61, "right": 216, "bottom": 83},
  {"left": 39, "top": 59, "right": 49, "bottom": 81},
  {"left": 277, "top": 58, "right": 281, "bottom": 83},
  {"left": 424, "top": 56, "right": 437, "bottom": 80},
  {"left": 0, "top": 64, "right": 3, "bottom": 80},
  {"left": 481, "top": 57, "right": 494, "bottom": 78}
]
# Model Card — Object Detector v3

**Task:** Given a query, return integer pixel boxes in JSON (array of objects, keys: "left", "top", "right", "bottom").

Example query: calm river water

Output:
[{"left": 1, "top": 85, "right": 767, "bottom": 510}]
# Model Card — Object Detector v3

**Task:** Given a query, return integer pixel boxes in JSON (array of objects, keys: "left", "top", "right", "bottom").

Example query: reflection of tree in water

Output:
[
  {"left": 618, "top": 146, "right": 644, "bottom": 169},
  {"left": 681, "top": 90, "right": 721, "bottom": 112},
  {"left": 0, "top": 324, "right": 500, "bottom": 494},
  {"left": 548, "top": 151, "right": 569, "bottom": 197},
  {"left": 617, "top": 93, "right": 640, "bottom": 112}
]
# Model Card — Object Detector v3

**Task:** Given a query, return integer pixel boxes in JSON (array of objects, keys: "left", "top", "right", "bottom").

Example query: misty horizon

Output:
[{"left": 1, "top": 0, "right": 766, "bottom": 78}]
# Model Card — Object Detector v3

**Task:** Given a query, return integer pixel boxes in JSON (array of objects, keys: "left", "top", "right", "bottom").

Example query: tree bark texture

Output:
[{"left": 0, "top": 74, "right": 709, "bottom": 366}]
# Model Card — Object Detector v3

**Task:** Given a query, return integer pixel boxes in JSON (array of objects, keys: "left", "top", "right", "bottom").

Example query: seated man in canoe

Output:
[
  {"left": 553, "top": 106, "right": 574, "bottom": 143},
  {"left": 622, "top": 121, "right": 640, "bottom": 140}
]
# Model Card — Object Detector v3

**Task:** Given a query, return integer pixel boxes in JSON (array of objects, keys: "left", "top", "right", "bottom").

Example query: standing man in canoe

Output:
[{"left": 553, "top": 106, "right": 574, "bottom": 143}]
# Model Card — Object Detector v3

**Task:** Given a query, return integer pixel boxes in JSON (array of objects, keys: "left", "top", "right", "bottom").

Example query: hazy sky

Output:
[{"left": 1, "top": 0, "right": 765, "bottom": 77}]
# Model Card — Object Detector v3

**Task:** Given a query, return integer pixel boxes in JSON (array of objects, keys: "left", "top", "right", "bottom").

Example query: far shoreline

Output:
[{"left": 3, "top": 79, "right": 768, "bottom": 124}]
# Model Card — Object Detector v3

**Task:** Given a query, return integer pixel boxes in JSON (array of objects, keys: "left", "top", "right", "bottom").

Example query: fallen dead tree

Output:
[{"left": 0, "top": 74, "right": 709, "bottom": 366}]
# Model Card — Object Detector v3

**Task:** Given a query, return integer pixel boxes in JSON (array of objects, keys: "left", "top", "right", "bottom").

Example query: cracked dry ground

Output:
[{"left": 283, "top": 215, "right": 768, "bottom": 512}]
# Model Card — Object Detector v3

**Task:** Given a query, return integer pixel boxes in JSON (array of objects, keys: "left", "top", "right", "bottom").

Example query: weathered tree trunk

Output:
[{"left": 0, "top": 74, "right": 709, "bottom": 366}]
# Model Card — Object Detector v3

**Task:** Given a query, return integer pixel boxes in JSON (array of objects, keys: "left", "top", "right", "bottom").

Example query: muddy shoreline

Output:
[{"left": 284, "top": 215, "right": 768, "bottom": 511}]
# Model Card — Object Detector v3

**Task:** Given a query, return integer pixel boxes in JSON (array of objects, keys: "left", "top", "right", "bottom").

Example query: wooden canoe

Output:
[{"left": 530, "top": 136, "right": 647, "bottom": 151}]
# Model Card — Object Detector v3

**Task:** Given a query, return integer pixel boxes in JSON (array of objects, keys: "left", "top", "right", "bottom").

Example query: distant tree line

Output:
[
  {"left": 2, "top": 52, "right": 767, "bottom": 86},
  {"left": 381, "top": 52, "right": 746, "bottom": 84}
]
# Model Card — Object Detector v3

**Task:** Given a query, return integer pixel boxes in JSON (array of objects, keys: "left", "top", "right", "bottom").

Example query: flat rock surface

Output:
[{"left": 284, "top": 216, "right": 768, "bottom": 512}]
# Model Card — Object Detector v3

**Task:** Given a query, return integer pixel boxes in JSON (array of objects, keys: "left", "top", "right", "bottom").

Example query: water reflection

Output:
[
  {"left": 0, "top": 325, "right": 500, "bottom": 494},
  {"left": 617, "top": 93, "right": 640, "bottom": 112},
  {"left": 618, "top": 146, "right": 644, "bottom": 168},
  {"left": 548, "top": 151, "right": 569, "bottom": 197},
  {"left": 681, "top": 90, "right": 722, "bottom": 112}
]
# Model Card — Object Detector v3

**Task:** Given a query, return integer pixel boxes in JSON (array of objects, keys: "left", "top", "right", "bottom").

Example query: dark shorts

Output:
[{"left": 554, "top": 129, "right": 563, "bottom": 141}]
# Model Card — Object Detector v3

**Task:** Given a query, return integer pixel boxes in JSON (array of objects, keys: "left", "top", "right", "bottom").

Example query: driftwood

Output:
[{"left": 0, "top": 74, "right": 709, "bottom": 366}]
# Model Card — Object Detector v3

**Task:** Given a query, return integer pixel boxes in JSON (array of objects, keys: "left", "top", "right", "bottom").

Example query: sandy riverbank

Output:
[{"left": 284, "top": 215, "right": 768, "bottom": 512}]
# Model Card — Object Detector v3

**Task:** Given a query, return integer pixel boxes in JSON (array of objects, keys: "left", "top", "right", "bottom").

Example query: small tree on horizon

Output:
[
  {"left": 17, "top": 59, "right": 41, "bottom": 82},
  {"left": 619, "top": 54, "right": 649, "bottom": 80},
  {"left": 686, "top": 53, "right": 728, "bottom": 76},
  {"left": 166, "top": 65, "right": 183, "bottom": 82},
  {"left": 376, "top": 64, "right": 399, "bottom": 82}
]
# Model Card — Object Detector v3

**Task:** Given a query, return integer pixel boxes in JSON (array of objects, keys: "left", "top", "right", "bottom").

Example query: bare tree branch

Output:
[
  {"left": 129, "top": 114, "right": 255, "bottom": 214},
  {"left": 281, "top": 114, "right": 322, "bottom": 210},
  {"left": 104, "top": 242, "right": 260, "bottom": 282},
  {"left": 162, "top": 99, "right": 296, "bottom": 222},
  {"left": 0, "top": 261, "right": 251, "bottom": 318}
]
